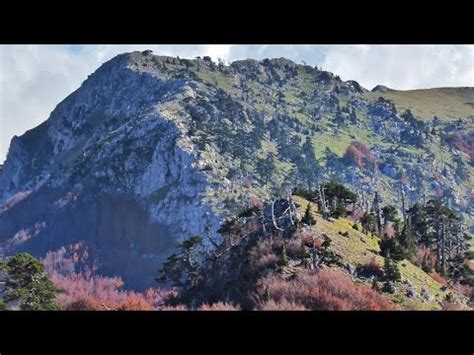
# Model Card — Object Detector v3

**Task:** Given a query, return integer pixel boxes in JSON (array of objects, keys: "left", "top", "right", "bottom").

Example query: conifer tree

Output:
[
  {"left": 2, "top": 253, "right": 59, "bottom": 310},
  {"left": 301, "top": 202, "right": 316, "bottom": 226},
  {"left": 383, "top": 254, "right": 401, "bottom": 282}
]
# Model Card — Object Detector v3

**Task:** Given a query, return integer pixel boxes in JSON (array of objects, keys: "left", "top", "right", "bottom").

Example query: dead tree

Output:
[{"left": 317, "top": 182, "right": 329, "bottom": 220}]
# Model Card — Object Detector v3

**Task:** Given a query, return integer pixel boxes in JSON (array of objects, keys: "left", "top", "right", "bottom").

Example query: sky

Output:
[{"left": 1, "top": 44, "right": 473, "bottom": 163}]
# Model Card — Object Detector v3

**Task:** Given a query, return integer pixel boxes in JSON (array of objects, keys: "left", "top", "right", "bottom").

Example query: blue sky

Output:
[{"left": 1, "top": 45, "right": 473, "bottom": 163}]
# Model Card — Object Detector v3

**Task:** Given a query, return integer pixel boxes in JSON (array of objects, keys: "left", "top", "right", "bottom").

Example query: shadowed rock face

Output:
[
  {"left": 0, "top": 186, "right": 178, "bottom": 289},
  {"left": 0, "top": 51, "right": 473, "bottom": 289}
]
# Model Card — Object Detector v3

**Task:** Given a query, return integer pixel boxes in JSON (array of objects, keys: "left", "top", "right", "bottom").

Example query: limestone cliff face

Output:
[
  {"left": 0, "top": 51, "right": 472, "bottom": 289},
  {"left": 0, "top": 52, "right": 221, "bottom": 289}
]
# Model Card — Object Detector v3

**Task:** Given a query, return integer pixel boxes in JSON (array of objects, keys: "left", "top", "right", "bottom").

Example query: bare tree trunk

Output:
[
  {"left": 271, "top": 199, "right": 284, "bottom": 231},
  {"left": 259, "top": 208, "right": 268, "bottom": 237},
  {"left": 400, "top": 182, "right": 407, "bottom": 224},
  {"left": 373, "top": 191, "right": 382, "bottom": 236},
  {"left": 317, "top": 182, "right": 329, "bottom": 220},
  {"left": 287, "top": 192, "right": 296, "bottom": 226}
]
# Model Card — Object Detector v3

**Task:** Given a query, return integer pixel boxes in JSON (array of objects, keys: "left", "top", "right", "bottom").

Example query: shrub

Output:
[
  {"left": 161, "top": 304, "right": 188, "bottom": 311},
  {"left": 445, "top": 133, "right": 474, "bottom": 161},
  {"left": 286, "top": 238, "right": 304, "bottom": 259},
  {"left": 343, "top": 141, "right": 375, "bottom": 169},
  {"left": 260, "top": 299, "right": 308, "bottom": 310},
  {"left": 43, "top": 243, "right": 172, "bottom": 310},
  {"left": 429, "top": 271, "right": 448, "bottom": 286},
  {"left": 258, "top": 268, "right": 395, "bottom": 310},
  {"left": 359, "top": 257, "right": 383, "bottom": 278},
  {"left": 412, "top": 246, "right": 436, "bottom": 272},
  {"left": 440, "top": 299, "right": 470, "bottom": 311},
  {"left": 66, "top": 296, "right": 105, "bottom": 310},
  {"left": 198, "top": 302, "right": 240, "bottom": 311},
  {"left": 248, "top": 239, "right": 280, "bottom": 273},
  {"left": 381, "top": 280, "right": 395, "bottom": 294}
]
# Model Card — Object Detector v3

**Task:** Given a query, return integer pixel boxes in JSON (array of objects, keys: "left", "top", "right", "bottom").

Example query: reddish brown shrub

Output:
[
  {"left": 43, "top": 242, "right": 172, "bottom": 310},
  {"left": 259, "top": 268, "right": 395, "bottom": 310},
  {"left": 286, "top": 238, "right": 303, "bottom": 258},
  {"left": 248, "top": 239, "right": 280, "bottom": 273},
  {"left": 363, "top": 257, "right": 383, "bottom": 277},
  {"left": 118, "top": 293, "right": 155, "bottom": 311},
  {"left": 198, "top": 302, "right": 240, "bottom": 311},
  {"left": 65, "top": 296, "right": 106, "bottom": 311},
  {"left": 452, "top": 283, "right": 472, "bottom": 298},
  {"left": 249, "top": 195, "right": 262, "bottom": 208},
  {"left": 429, "top": 271, "right": 448, "bottom": 286},
  {"left": 350, "top": 206, "right": 365, "bottom": 221},
  {"left": 344, "top": 141, "right": 375, "bottom": 169},
  {"left": 412, "top": 246, "right": 436, "bottom": 269},
  {"left": 260, "top": 299, "right": 308, "bottom": 311},
  {"left": 382, "top": 226, "right": 395, "bottom": 238},
  {"left": 441, "top": 300, "right": 470, "bottom": 311},
  {"left": 446, "top": 133, "right": 474, "bottom": 161},
  {"left": 400, "top": 174, "right": 409, "bottom": 186},
  {"left": 161, "top": 305, "right": 188, "bottom": 311}
]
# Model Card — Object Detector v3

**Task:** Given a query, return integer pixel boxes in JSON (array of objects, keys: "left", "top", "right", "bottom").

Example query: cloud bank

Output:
[{"left": 1, "top": 45, "right": 473, "bottom": 162}]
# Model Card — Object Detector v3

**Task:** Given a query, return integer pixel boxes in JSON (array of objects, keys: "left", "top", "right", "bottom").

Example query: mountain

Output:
[{"left": 0, "top": 51, "right": 473, "bottom": 290}]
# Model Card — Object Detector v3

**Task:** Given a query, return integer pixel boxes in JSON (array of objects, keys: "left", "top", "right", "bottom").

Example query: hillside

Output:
[
  {"left": 0, "top": 50, "right": 473, "bottom": 294},
  {"left": 292, "top": 196, "right": 457, "bottom": 310},
  {"left": 366, "top": 87, "right": 474, "bottom": 121},
  {"left": 152, "top": 192, "right": 470, "bottom": 311}
]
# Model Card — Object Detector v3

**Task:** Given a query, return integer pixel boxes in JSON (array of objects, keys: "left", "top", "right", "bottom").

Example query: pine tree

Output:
[
  {"left": 379, "top": 236, "right": 405, "bottom": 262},
  {"left": 382, "top": 280, "right": 395, "bottom": 294},
  {"left": 383, "top": 254, "right": 401, "bottom": 282},
  {"left": 399, "top": 224, "right": 417, "bottom": 258},
  {"left": 157, "top": 235, "right": 206, "bottom": 293},
  {"left": 3, "top": 253, "right": 59, "bottom": 310},
  {"left": 301, "top": 202, "right": 316, "bottom": 226},
  {"left": 361, "top": 212, "right": 377, "bottom": 235}
]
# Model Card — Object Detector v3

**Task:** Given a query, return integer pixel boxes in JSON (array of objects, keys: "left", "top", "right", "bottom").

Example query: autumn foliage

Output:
[
  {"left": 258, "top": 268, "right": 395, "bottom": 310},
  {"left": 446, "top": 133, "right": 474, "bottom": 161},
  {"left": 197, "top": 302, "right": 240, "bottom": 310},
  {"left": 42, "top": 242, "right": 173, "bottom": 310},
  {"left": 343, "top": 141, "right": 376, "bottom": 169}
]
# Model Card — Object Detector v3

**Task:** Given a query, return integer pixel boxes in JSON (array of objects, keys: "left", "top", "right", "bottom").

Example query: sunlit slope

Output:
[
  {"left": 366, "top": 87, "right": 474, "bottom": 121},
  {"left": 293, "top": 195, "right": 468, "bottom": 310}
]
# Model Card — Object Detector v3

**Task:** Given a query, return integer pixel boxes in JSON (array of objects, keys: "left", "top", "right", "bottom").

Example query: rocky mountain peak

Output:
[{"left": 0, "top": 52, "right": 472, "bottom": 290}]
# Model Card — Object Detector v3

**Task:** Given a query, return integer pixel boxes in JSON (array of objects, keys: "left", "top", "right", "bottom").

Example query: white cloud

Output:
[
  {"left": 320, "top": 45, "right": 474, "bottom": 90},
  {"left": 0, "top": 45, "right": 98, "bottom": 163},
  {"left": 1, "top": 45, "right": 473, "bottom": 163}
]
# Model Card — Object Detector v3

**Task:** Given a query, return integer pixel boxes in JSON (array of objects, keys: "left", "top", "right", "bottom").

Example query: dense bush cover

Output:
[
  {"left": 42, "top": 243, "right": 172, "bottom": 310},
  {"left": 257, "top": 269, "right": 395, "bottom": 310}
]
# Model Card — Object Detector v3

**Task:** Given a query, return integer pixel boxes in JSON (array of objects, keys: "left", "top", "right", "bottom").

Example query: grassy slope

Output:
[
  {"left": 365, "top": 88, "right": 474, "bottom": 121},
  {"left": 292, "top": 195, "right": 469, "bottom": 310}
]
